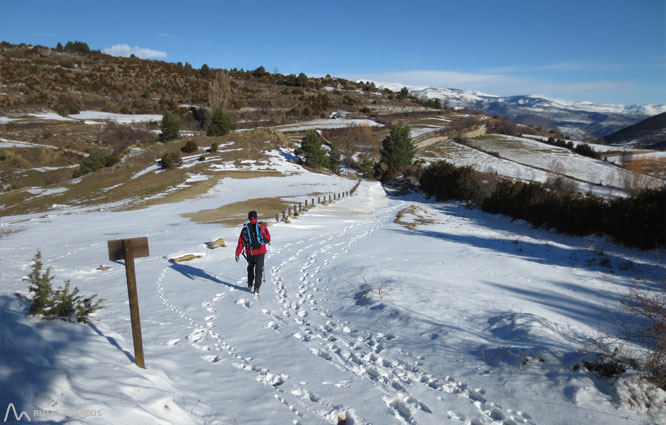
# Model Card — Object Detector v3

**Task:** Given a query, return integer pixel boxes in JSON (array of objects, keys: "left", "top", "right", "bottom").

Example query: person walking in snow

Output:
[{"left": 235, "top": 210, "right": 271, "bottom": 294}]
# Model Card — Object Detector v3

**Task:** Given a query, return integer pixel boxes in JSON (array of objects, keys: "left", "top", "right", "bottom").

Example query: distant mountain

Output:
[
  {"left": 602, "top": 112, "right": 666, "bottom": 150},
  {"left": 391, "top": 85, "right": 666, "bottom": 141}
]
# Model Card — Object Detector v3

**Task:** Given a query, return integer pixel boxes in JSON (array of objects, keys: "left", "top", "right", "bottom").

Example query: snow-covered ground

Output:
[
  {"left": 468, "top": 135, "right": 663, "bottom": 190},
  {"left": 417, "top": 140, "right": 630, "bottom": 198},
  {"left": 272, "top": 119, "right": 383, "bottom": 132},
  {"left": 0, "top": 139, "right": 59, "bottom": 149},
  {"left": 1, "top": 158, "right": 664, "bottom": 424},
  {"left": 69, "top": 111, "right": 163, "bottom": 124},
  {"left": 0, "top": 110, "right": 163, "bottom": 125},
  {"left": 418, "top": 140, "right": 552, "bottom": 183},
  {"left": 523, "top": 135, "right": 650, "bottom": 154}
]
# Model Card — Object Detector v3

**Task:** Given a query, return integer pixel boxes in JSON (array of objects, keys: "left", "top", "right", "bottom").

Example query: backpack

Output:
[{"left": 245, "top": 222, "right": 264, "bottom": 250}]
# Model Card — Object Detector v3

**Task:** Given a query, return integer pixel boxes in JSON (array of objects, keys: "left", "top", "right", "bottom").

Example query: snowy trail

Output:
[{"left": 145, "top": 183, "right": 538, "bottom": 424}]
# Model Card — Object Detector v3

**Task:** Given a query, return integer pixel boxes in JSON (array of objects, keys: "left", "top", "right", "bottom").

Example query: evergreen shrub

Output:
[{"left": 24, "top": 251, "right": 102, "bottom": 323}]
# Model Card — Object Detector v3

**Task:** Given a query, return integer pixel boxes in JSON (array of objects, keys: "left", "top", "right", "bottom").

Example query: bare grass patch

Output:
[
  {"left": 394, "top": 205, "right": 438, "bottom": 230},
  {"left": 182, "top": 197, "right": 294, "bottom": 226}
]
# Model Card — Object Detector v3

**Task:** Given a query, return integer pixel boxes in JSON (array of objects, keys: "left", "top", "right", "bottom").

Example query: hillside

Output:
[
  {"left": 0, "top": 42, "right": 441, "bottom": 127},
  {"left": 602, "top": 112, "right": 666, "bottom": 150}
]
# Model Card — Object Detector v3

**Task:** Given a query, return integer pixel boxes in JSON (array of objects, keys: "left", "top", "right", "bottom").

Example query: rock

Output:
[
  {"left": 207, "top": 238, "right": 226, "bottom": 249},
  {"left": 169, "top": 254, "right": 202, "bottom": 262},
  {"left": 97, "top": 265, "right": 111, "bottom": 271}
]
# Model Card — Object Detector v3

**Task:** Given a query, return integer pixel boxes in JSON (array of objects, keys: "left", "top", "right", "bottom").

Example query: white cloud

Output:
[{"left": 104, "top": 44, "right": 167, "bottom": 59}]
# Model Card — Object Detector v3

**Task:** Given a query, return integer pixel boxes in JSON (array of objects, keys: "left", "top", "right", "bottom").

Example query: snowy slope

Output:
[{"left": 1, "top": 164, "right": 665, "bottom": 424}]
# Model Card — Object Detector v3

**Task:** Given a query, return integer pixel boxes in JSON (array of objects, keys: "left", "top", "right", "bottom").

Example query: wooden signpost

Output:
[{"left": 107, "top": 237, "right": 149, "bottom": 369}]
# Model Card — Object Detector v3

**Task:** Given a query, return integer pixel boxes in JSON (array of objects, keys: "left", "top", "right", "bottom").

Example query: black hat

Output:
[{"left": 248, "top": 210, "right": 258, "bottom": 219}]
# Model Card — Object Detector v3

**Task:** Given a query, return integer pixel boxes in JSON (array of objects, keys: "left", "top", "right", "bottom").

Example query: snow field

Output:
[{"left": 1, "top": 159, "right": 664, "bottom": 423}]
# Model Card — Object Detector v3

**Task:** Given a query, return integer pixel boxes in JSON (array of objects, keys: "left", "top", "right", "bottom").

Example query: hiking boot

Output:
[
  {"left": 254, "top": 286, "right": 260, "bottom": 295},
  {"left": 248, "top": 283, "right": 253, "bottom": 292}
]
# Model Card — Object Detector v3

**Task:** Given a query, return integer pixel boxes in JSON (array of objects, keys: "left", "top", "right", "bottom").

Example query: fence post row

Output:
[{"left": 277, "top": 182, "right": 358, "bottom": 223}]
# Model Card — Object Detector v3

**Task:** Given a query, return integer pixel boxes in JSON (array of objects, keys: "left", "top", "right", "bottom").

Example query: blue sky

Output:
[{"left": 1, "top": 0, "right": 664, "bottom": 105}]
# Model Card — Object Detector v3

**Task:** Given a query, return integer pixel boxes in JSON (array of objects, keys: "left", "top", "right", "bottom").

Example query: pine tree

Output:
[
  {"left": 328, "top": 146, "right": 342, "bottom": 174},
  {"left": 297, "top": 130, "right": 329, "bottom": 168},
  {"left": 397, "top": 87, "right": 410, "bottom": 100},
  {"left": 25, "top": 251, "right": 54, "bottom": 316},
  {"left": 297, "top": 72, "right": 308, "bottom": 87},
  {"left": 207, "top": 108, "right": 235, "bottom": 136},
  {"left": 158, "top": 111, "right": 180, "bottom": 142},
  {"left": 379, "top": 123, "right": 415, "bottom": 180},
  {"left": 24, "top": 251, "right": 102, "bottom": 322}
]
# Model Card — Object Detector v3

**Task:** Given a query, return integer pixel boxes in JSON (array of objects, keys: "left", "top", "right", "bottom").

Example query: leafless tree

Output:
[{"left": 209, "top": 70, "right": 233, "bottom": 111}]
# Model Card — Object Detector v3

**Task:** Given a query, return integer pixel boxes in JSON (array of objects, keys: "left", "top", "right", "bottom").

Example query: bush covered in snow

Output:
[
  {"left": 23, "top": 251, "right": 102, "bottom": 323},
  {"left": 619, "top": 280, "right": 666, "bottom": 390}
]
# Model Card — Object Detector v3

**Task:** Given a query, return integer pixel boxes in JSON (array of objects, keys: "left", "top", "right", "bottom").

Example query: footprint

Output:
[
  {"left": 201, "top": 354, "right": 220, "bottom": 363},
  {"left": 236, "top": 298, "right": 251, "bottom": 309},
  {"left": 187, "top": 328, "right": 206, "bottom": 343},
  {"left": 309, "top": 347, "right": 332, "bottom": 360}
]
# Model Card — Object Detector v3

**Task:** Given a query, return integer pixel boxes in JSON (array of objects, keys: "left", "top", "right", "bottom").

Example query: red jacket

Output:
[{"left": 235, "top": 219, "right": 271, "bottom": 256}]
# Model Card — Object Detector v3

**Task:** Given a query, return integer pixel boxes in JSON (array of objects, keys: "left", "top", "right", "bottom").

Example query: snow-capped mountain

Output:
[{"left": 389, "top": 85, "right": 666, "bottom": 141}]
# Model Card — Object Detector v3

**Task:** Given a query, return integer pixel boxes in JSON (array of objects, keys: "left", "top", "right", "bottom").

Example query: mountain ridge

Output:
[
  {"left": 602, "top": 111, "right": 666, "bottom": 150},
  {"left": 371, "top": 83, "right": 666, "bottom": 141}
]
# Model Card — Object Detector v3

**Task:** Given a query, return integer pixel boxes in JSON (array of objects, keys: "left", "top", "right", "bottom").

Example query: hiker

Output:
[{"left": 235, "top": 210, "right": 271, "bottom": 294}]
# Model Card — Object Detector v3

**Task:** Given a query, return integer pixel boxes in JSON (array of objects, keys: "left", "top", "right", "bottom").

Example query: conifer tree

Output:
[
  {"left": 328, "top": 146, "right": 342, "bottom": 174},
  {"left": 158, "top": 111, "right": 180, "bottom": 142},
  {"left": 296, "top": 130, "right": 329, "bottom": 168},
  {"left": 207, "top": 108, "right": 235, "bottom": 136},
  {"left": 378, "top": 123, "right": 415, "bottom": 180}
]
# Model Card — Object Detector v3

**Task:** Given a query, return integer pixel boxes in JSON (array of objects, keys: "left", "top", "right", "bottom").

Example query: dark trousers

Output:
[{"left": 247, "top": 254, "right": 265, "bottom": 289}]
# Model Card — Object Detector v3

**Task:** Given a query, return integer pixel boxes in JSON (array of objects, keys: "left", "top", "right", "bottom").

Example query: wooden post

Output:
[
  {"left": 299, "top": 202, "right": 303, "bottom": 212},
  {"left": 312, "top": 198, "right": 315, "bottom": 206},
  {"left": 305, "top": 200, "right": 308, "bottom": 208},
  {"left": 276, "top": 213, "right": 279, "bottom": 222},
  {"left": 108, "top": 237, "right": 149, "bottom": 369}
]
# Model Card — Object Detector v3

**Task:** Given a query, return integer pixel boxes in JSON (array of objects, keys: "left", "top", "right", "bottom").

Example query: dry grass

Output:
[
  {"left": 394, "top": 205, "right": 438, "bottom": 230},
  {"left": 0, "top": 125, "right": 299, "bottom": 216},
  {"left": 182, "top": 197, "right": 294, "bottom": 226}
]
